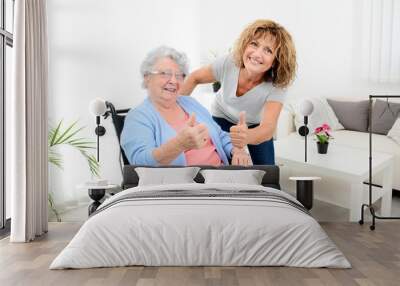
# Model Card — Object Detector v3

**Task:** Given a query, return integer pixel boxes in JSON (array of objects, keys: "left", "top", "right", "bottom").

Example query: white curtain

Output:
[
  {"left": 361, "top": 0, "right": 400, "bottom": 83},
  {"left": 10, "top": 0, "right": 48, "bottom": 242}
]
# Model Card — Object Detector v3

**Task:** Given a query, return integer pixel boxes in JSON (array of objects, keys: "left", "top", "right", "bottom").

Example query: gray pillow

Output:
[
  {"left": 135, "top": 167, "right": 200, "bottom": 186},
  {"left": 200, "top": 169, "right": 266, "bottom": 185},
  {"left": 327, "top": 99, "right": 370, "bottom": 132},
  {"left": 370, "top": 100, "right": 400, "bottom": 135}
]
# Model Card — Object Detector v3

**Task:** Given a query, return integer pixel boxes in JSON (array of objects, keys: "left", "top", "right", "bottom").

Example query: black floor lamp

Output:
[
  {"left": 298, "top": 100, "right": 314, "bottom": 162},
  {"left": 87, "top": 98, "right": 108, "bottom": 215},
  {"left": 359, "top": 95, "right": 400, "bottom": 230},
  {"left": 89, "top": 98, "right": 107, "bottom": 162}
]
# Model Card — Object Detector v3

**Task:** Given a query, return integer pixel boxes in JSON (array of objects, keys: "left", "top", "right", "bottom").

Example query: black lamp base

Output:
[
  {"left": 88, "top": 188, "right": 106, "bottom": 216},
  {"left": 296, "top": 180, "right": 313, "bottom": 210},
  {"left": 95, "top": 125, "right": 106, "bottom": 136},
  {"left": 298, "top": 126, "right": 309, "bottom": 136}
]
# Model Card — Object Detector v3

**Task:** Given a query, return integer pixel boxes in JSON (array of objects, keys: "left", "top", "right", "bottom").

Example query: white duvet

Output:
[{"left": 50, "top": 183, "right": 350, "bottom": 269}]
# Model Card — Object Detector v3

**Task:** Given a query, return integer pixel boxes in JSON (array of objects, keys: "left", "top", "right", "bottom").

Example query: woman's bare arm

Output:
[
  {"left": 247, "top": 101, "right": 283, "bottom": 144},
  {"left": 230, "top": 102, "right": 283, "bottom": 148},
  {"left": 180, "top": 65, "right": 216, "bottom": 95}
]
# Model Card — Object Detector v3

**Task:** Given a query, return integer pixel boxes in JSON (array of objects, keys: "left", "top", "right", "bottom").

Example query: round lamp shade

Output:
[
  {"left": 299, "top": 99, "right": 314, "bottom": 116},
  {"left": 89, "top": 98, "right": 107, "bottom": 116}
]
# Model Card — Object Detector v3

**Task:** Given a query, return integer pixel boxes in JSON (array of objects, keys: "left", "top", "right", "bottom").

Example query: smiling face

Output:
[
  {"left": 242, "top": 33, "right": 277, "bottom": 76},
  {"left": 144, "top": 57, "right": 185, "bottom": 108}
]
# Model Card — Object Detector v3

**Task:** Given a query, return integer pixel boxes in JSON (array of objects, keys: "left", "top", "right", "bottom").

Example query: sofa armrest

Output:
[{"left": 275, "top": 107, "right": 295, "bottom": 139}]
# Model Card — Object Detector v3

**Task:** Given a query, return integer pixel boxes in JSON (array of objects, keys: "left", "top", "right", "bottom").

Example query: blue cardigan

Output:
[{"left": 121, "top": 96, "right": 233, "bottom": 165}]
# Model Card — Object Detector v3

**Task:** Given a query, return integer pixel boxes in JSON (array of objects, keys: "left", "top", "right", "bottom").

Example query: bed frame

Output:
[{"left": 122, "top": 165, "right": 281, "bottom": 190}]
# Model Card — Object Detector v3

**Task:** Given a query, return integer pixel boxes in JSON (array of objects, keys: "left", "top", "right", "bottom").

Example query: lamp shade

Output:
[
  {"left": 89, "top": 98, "right": 107, "bottom": 116},
  {"left": 299, "top": 100, "right": 314, "bottom": 116}
]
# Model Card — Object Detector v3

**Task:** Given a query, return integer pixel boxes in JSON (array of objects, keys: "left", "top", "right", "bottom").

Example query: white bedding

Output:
[{"left": 50, "top": 183, "right": 351, "bottom": 269}]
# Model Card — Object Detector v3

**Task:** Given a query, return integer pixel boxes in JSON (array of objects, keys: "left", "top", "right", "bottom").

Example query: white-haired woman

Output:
[{"left": 121, "top": 46, "right": 251, "bottom": 166}]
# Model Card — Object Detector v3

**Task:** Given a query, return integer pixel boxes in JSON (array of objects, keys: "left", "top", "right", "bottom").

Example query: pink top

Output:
[{"left": 170, "top": 113, "right": 223, "bottom": 166}]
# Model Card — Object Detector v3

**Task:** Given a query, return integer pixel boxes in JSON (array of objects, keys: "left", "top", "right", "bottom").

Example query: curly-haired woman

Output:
[{"left": 180, "top": 19, "right": 297, "bottom": 165}]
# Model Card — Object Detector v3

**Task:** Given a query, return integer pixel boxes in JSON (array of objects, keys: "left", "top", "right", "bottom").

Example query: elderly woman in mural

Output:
[
  {"left": 180, "top": 19, "right": 297, "bottom": 165},
  {"left": 121, "top": 46, "right": 251, "bottom": 166}
]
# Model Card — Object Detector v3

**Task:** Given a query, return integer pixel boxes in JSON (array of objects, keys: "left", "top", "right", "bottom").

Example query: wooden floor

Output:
[{"left": 1, "top": 222, "right": 400, "bottom": 286}]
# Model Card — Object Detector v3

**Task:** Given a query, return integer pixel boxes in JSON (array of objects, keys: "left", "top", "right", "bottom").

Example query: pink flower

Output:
[
  {"left": 322, "top": 123, "right": 331, "bottom": 131},
  {"left": 314, "top": 123, "right": 334, "bottom": 143},
  {"left": 314, "top": 127, "right": 323, "bottom": 134}
]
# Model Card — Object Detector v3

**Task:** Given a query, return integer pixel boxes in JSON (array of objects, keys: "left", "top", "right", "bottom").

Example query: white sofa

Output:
[{"left": 276, "top": 100, "right": 400, "bottom": 191}]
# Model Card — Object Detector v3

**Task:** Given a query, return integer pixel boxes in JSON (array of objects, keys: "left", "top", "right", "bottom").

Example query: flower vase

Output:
[{"left": 317, "top": 142, "right": 329, "bottom": 154}]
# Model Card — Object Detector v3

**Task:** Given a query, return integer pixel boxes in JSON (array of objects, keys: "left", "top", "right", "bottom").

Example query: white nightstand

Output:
[{"left": 77, "top": 184, "right": 119, "bottom": 216}]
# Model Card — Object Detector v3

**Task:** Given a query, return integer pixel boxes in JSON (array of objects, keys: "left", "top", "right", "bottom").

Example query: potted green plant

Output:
[
  {"left": 314, "top": 123, "right": 333, "bottom": 154},
  {"left": 48, "top": 120, "right": 99, "bottom": 221}
]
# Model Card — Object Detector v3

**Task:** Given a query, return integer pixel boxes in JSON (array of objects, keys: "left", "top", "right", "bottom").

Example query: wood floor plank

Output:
[
  {"left": 303, "top": 278, "right": 324, "bottom": 286},
  {"left": 204, "top": 267, "right": 221, "bottom": 279},
  {"left": 135, "top": 278, "right": 155, "bottom": 286},
  {"left": 117, "top": 267, "right": 142, "bottom": 286},
  {"left": 1, "top": 222, "right": 400, "bottom": 286}
]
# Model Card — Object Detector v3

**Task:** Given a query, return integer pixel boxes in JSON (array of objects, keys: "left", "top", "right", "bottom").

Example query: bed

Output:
[{"left": 50, "top": 165, "right": 350, "bottom": 269}]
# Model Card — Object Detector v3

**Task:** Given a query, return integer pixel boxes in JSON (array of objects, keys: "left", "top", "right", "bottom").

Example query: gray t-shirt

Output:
[{"left": 211, "top": 54, "right": 287, "bottom": 125}]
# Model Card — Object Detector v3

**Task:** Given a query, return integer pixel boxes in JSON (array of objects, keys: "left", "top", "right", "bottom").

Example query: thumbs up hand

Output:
[
  {"left": 238, "top": 111, "right": 246, "bottom": 126},
  {"left": 176, "top": 113, "right": 209, "bottom": 151},
  {"left": 186, "top": 113, "right": 196, "bottom": 127},
  {"left": 229, "top": 111, "right": 249, "bottom": 149}
]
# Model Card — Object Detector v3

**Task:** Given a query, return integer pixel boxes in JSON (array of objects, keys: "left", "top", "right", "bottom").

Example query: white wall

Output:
[{"left": 47, "top": 0, "right": 400, "bottom": 207}]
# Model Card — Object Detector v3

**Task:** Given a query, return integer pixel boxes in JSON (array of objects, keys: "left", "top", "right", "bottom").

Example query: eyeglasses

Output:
[{"left": 147, "top": 70, "right": 186, "bottom": 81}]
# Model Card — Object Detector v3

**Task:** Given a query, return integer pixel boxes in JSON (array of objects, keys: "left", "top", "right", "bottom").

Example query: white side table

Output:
[
  {"left": 289, "top": 177, "right": 321, "bottom": 210},
  {"left": 77, "top": 184, "right": 118, "bottom": 216},
  {"left": 276, "top": 137, "right": 394, "bottom": 221}
]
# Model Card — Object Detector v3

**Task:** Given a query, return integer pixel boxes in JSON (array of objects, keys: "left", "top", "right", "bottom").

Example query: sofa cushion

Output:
[
  {"left": 388, "top": 118, "right": 400, "bottom": 145},
  {"left": 370, "top": 100, "right": 400, "bottom": 135},
  {"left": 327, "top": 99, "right": 369, "bottom": 132}
]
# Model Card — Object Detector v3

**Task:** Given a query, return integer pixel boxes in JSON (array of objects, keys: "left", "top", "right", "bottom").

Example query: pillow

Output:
[
  {"left": 135, "top": 167, "right": 200, "bottom": 186},
  {"left": 200, "top": 169, "right": 266, "bottom": 185},
  {"left": 388, "top": 117, "right": 400, "bottom": 145},
  {"left": 370, "top": 100, "right": 400, "bottom": 135},
  {"left": 327, "top": 99, "right": 370, "bottom": 132},
  {"left": 289, "top": 98, "right": 344, "bottom": 134}
]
